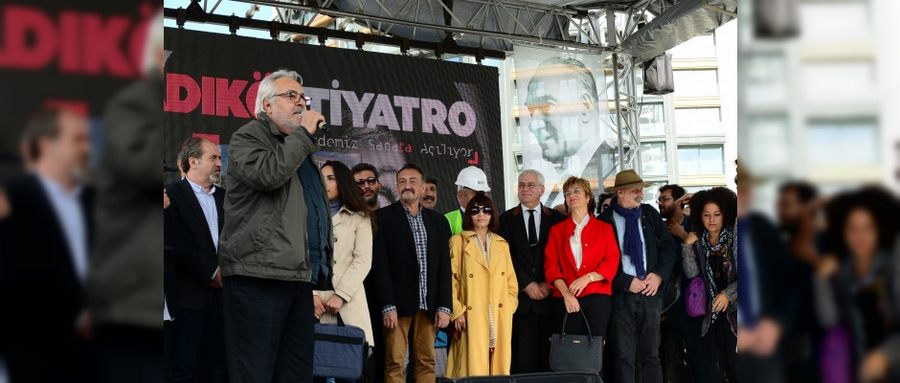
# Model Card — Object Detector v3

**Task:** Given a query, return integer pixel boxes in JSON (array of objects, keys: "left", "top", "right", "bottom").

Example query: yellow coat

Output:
[{"left": 446, "top": 231, "right": 518, "bottom": 378}]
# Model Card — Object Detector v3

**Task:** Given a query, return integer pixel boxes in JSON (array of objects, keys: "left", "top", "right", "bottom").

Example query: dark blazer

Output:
[
  {"left": 498, "top": 204, "right": 564, "bottom": 315},
  {"left": 372, "top": 202, "right": 452, "bottom": 317},
  {"left": 598, "top": 203, "right": 678, "bottom": 297},
  {"left": 745, "top": 213, "right": 789, "bottom": 326},
  {"left": 0, "top": 174, "right": 93, "bottom": 344},
  {"left": 164, "top": 178, "right": 225, "bottom": 310}
]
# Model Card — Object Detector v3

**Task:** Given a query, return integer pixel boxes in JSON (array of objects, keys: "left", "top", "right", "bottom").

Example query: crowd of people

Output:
[{"left": 2, "top": 63, "right": 899, "bottom": 383}]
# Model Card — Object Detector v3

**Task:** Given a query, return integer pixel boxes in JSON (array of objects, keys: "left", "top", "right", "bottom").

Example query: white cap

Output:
[{"left": 454, "top": 166, "right": 491, "bottom": 192}]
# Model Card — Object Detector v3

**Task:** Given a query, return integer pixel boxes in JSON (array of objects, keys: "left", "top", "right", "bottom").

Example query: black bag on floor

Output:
[{"left": 549, "top": 311, "right": 604, "bottom": 373}]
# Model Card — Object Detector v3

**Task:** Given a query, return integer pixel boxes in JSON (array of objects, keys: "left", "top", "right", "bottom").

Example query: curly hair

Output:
[
  {"left": 688, "top": 187, "right": 738, "bottom": 234},
  {"left": 824, "top": 186, "right": 898, "bottom": 258}
]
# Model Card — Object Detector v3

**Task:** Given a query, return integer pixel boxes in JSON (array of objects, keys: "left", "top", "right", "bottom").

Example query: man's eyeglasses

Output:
[
  {"left": 518, "top": 182, "right": 541, "bottom": 189},
  {"left": 468, "top": 206, "right": 493, "bottom": 215},
  {"left": 272, "top": 91, "right": 306, "bottom": 104},
  {"left": 355, "top": 177, "right": 379, "bottom": 186}
]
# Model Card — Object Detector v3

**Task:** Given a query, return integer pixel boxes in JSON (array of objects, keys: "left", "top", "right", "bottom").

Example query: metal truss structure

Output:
[{"left": 176, "top": 0, "right": 735, "bottom": 174}]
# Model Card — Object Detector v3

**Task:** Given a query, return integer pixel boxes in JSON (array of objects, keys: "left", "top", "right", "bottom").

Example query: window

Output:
[
  {"left": 675, "top": 108, "right": 721, "bottom": 136},
  {"left": 678, "top": 145, "right": 725, "bottom": 175},
  {"left": 745, "top": 115, "right": 791, "bottom": 172},
  {"left": 641, "top": 142, "right": 668, "bottom": 177},
  {"left": 800, "top": 2, "right": 871, "bottom": 42},
  {"left": 802, "top": 61, "right": 875, "bottom": 103},
  {"left": 673, "top": 69, "right": 719, "bottom": 97},
  {"left": 806, "top": 119, "right": 879, "bottom": 166},
  {"left": 639, "top": 103, "right": 666, "bottom": 136},
  {"left": 745, "top": 53, "right": 788, "bottom": 105},
  {"left": 670, "top": 33, "right": 717, "bottom": 59}
]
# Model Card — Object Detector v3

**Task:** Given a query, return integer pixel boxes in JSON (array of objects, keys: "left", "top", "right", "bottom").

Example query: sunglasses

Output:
[
  {"left": 355, "top": 177, "right": 378, "bottom": 186},
  {"left": 468, "top": 206, "right": 493, "bottom": 215}
]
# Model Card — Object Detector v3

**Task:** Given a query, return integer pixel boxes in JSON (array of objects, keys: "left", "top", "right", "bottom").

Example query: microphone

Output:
[{"left": 305, "top": 95, "right": 329, "bottom": 135}]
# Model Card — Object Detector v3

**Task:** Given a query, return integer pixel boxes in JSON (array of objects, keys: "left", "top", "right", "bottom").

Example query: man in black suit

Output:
[
  {"left": 597, "top": 170, "right": 677, "bottom": 383},
  {"left": 372, "top": 163, "right": 452, "bottom": 383},
  {"left": 498, "top": 169, "right": 564, "bottom": 373},
  {"left": 164, "top": 137, "right": 227, "bottom": 383},
  {"left": 735, "top": 164, "right": 789, "bottom": 383},
  {"left": 0, "top": 108, "right": 94, "bottom": 382}
]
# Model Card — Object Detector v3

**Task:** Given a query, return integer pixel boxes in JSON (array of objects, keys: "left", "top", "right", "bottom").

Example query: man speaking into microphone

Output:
[{"left": 218, "top": 69, "right": 332, "bottom": 383}]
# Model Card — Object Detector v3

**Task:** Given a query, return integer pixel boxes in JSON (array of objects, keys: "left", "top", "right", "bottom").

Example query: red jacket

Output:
[{"left": 544, "top": 217, "right": 620, "bottom": 297}]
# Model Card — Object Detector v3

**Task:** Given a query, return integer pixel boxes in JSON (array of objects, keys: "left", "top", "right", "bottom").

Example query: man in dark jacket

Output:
[
  {"left": 218, "top": 69, "right": 331, "bottom": 383},
  {"left": 598, "top": 170, "right": 677, "bottom": 383},
  {"left": 371, "top": 163, "right": 452, "bottom": 383},
  {"left": 498, "top": 169, "right": 564, "bottom": 373},
  {"left": 164, "top": 137, "right": 226, "bottom": 382}
]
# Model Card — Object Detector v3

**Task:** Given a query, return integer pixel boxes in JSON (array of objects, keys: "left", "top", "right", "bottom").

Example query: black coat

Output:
[
  {"left": 598, "top": 203, "right": 678, "bottom": 297},
  {"left": 498, "top": 204, "right": 564, "bottom": 315},
  {"left": 372, "top": 202, "right": 452, "bottom": 317},
  {"left": 164, "top": 178, "right": 225, "bottom": 310},
  {"left": 0, "top": 174, "right": 93, "bottom": 345}
]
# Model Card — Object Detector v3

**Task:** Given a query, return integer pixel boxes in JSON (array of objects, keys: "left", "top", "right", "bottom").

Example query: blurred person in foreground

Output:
[
  {"left": 734, "top": 161, "right": 791, "bottom": 383},
  {"left": 545, "top": 176, "right": 620, "bottom": 373},
  {"left": 682, "top": 187, "right": 738, "bottom": 383},
  {"left": 315, "top": 160, "right": 376, "bottom": 382},
  {"left": 217, "top": 68, "right": 330, "bottom": 383},
  {"left": 0, "top": 108, "right": 94, "bottom": 382},
  {"left": 86, "top": 10, "right": 164, "bottom": 383},
  {"left": 813, "top": 187, "right": 900, "bottom": 383},
  {"left": 446, "top": 193, "right": 518, "bottom": 377},
  {"left": 776, "top": 180, "right": 826, "bottom": 382}
]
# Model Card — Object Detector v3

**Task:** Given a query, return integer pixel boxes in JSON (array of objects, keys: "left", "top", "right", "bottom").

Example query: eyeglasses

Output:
[
  {"left": 272, "top": 91, "right": 306, "bottom": 104},
  {"left": 355, "top": 177, "right": 378, "bottom": 186},
  {"left": 657, "top": 196, "right": 673, "bottom": 203},
  {"left": 518, "top": 182, "right": 541, "bottom": 189},
  {"left": 468, "top": 206, "right": 493, "bottom": 215},
  {"left": 563, "top": 188, "right": 583, "bottom": 197}
]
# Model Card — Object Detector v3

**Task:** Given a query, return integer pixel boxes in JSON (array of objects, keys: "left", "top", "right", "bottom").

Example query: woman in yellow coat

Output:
[{"left": 446, "top": 193, "right": 519, "bottom": 378}]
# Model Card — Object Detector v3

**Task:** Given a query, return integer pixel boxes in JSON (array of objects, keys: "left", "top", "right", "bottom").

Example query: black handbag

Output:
[{"left": 549, "top": 311, "right": 603, "bottom": 373}]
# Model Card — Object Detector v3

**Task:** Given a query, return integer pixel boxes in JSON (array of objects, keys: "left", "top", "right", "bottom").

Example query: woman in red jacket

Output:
[{"left": 545, "top": 176, "right": 620, "bottom": 340}]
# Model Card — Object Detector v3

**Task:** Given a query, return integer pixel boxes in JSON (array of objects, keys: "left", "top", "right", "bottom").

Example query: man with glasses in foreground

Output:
[{"left": 218, "top": 69, "right": 330, "bottom": 382}]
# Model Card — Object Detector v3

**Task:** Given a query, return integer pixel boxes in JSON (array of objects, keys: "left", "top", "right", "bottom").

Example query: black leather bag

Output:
[{"left": 549, "top": 311, "right": 604, "bottom": 373}]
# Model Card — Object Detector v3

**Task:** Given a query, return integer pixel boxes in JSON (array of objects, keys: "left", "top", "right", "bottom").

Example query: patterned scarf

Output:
[{"left": 701, "top": 227, "right": 734, "bottom": 322}]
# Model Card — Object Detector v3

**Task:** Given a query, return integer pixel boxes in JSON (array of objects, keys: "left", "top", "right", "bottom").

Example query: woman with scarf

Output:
[{"left": 682, "top": 187, "right": 737, "bottom": 383}]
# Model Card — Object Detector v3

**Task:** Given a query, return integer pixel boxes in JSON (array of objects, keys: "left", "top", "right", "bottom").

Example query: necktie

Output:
[{"left": 528, "top": 209, "right": 537, "bottom": 246}]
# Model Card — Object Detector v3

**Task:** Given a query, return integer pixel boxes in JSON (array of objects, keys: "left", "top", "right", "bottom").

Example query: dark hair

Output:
[
  {"left": 178, "top": 137, "right": 214, "bottom": 173},
  {"left": 824, "top": 186, "right": 898, "bottom": 258},
  {"left": 350, "top": 162, "right": 379, "bottom": 179},
  {"left": 462, "top": 193, "right": 499, "bottom": 232},
  {"left": 397, "top": 163, "right": 425, "bottom": 179},
  {"left": 778, "top": 181, "right": 818, "bottom": 204},
  {"left": 688, "top": 187, "right": 738, "bottom": 234},
  {"left": 424, "top": 176, "right": 439, "bottom": 186},
  {"left": 322, "top": 161, "right": 376, "bottom": 227},
  {"left": 595, "top": 192, "right": 614, "bottom": 216},
  {"left": 659, "top": 184, "right": 687, "bottom": 201},
  {"left": 20, "top": 108, "right": 65, "bottom": 162}
]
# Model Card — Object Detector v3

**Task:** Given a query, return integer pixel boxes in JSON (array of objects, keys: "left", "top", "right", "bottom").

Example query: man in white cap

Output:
[{"left": 444, "top": 166, "right": 491, "bottom": 235}]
